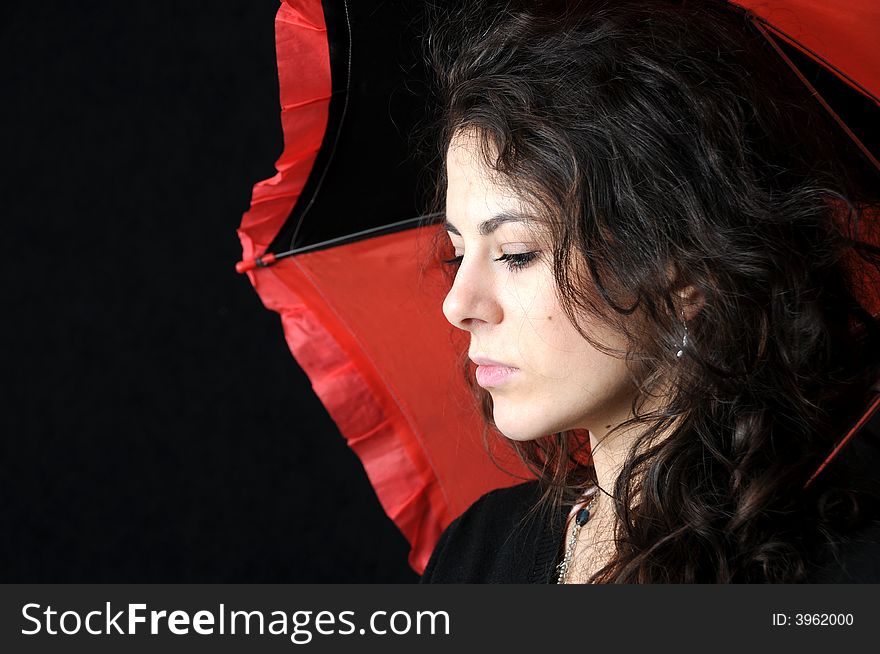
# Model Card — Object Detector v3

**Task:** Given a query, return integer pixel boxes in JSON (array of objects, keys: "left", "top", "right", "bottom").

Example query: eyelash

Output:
[{"left": 441, "top": 252, "right": 539, "bottom": 272}]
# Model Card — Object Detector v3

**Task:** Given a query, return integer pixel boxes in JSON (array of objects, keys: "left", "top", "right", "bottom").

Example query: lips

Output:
[
  {"left": 469, "top": 354, "right": 519, "bottom": 388},
  {"left": 469, "top": 355, "right": 516, "bottom": 368},
  {"left": 474, "top": 364, "right": 519, "bottom": 388}
]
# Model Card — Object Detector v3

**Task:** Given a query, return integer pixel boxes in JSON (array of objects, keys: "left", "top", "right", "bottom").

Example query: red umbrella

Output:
[{"left": 235, "top": 0, "right": 880, "bottom": 575}]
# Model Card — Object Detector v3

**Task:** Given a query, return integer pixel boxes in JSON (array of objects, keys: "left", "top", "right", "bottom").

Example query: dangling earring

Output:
[{"left": 676, "top": 307, "right": 688, "bottom": 358}]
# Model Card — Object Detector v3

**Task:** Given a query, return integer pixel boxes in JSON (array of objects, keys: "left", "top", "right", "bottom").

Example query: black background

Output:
[{"left": 1, "top": 0, "right": 419, "bottom": 582}]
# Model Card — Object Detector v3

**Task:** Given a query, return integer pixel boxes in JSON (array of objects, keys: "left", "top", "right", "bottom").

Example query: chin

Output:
[
  {"left": 492, "top": 410, "right": 559, "bottom": 442},
  {"left": 493, "top": 401, "right": 590, "bottom": 442}
]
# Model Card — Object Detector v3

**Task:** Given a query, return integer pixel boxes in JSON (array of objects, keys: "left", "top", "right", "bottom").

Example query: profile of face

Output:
[{"left": 442, "top": 129, "right": 641, "bottom": 442}]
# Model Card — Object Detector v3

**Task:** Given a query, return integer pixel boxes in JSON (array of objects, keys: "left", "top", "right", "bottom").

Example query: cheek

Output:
[
  {"left": 527, "top": 303, "right": 625, "bottom": 381},
  {"left": 509, "top": 269, "right": 622, "bottom": 376},
  {"left": 518, "top": 300, "right": 590, "bottom": 374},
  {"left": 539, "top": 315, "right": 594, "bottom": 373}
]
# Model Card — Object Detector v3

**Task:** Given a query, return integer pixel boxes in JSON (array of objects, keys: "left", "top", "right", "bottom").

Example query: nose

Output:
[{"left": 442, "top": 257, "right": 503, "bottom": 330}]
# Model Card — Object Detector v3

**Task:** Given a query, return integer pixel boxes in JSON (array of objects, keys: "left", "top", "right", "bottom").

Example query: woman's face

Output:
[{"left": 442, "top": 130, "right": 640, "bottom": 442}]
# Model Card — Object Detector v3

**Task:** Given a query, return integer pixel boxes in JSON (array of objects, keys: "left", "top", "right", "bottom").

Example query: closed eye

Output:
[{"left": 441, "top": 252, "right": 539, "bottom": 272}]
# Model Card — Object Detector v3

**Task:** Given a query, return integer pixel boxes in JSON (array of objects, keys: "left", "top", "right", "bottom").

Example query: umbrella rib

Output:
[
  {"left": 277, "top": 212, "right": 445, "bottom": 257},
  {"left": 803, "top": 390, "right": 880, "bottom": 490},
  {"left": 235, "top": 211, "right": 445, "bottom": 272}
]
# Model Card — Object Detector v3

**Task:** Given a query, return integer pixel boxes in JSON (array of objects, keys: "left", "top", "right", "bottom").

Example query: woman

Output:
[{"left": 417, "top": 0, "right": 880, "bottom": 583}]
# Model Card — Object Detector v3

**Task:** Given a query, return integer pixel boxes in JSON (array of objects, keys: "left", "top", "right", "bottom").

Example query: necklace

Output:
[{"left": 555, "top": 486, "right": 599, "bottom": 584}]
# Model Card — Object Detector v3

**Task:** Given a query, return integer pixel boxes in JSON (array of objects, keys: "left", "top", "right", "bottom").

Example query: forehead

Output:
[
  {"left": 446, "top": 130, "right": 504, "bottom": 189},
  {"left": 445, "top": 131, "right": 538, "bottom": 228}
]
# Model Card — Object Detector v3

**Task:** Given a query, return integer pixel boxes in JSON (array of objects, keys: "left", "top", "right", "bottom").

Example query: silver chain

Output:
[{"left": 555, "top": 489, "right": 599, "bottom": 584}]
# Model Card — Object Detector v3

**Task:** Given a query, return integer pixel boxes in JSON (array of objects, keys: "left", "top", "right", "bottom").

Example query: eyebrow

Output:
[{"left": 443, "top": 212, "right": 533, "bottom": 237}]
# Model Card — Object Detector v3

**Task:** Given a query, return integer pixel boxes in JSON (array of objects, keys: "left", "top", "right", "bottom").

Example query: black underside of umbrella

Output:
[
  {"left": 267, "top": 0, "right": 879, "bottom": 257},
  {"left": 267, "top": 0, "right": 448, "bottom": 256},
  {"left": 772, "top": 37, "right": 879, "bottom": 177}
]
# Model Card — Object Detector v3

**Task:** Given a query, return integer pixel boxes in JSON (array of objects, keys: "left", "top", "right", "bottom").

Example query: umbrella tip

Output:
[
  {"left": 235, "top": 259, "right": 255, "bottom": 273},
  {"left": 235, "top": 252, "right": 278, "bottom": 274}
]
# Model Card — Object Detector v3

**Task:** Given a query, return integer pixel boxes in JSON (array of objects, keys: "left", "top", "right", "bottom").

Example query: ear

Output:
[
  {"left": 675, "top": 286, "right": 706, "bottom": 322},
  {"left": 665, "top": 261, "right": 706, "bottom": 321}
]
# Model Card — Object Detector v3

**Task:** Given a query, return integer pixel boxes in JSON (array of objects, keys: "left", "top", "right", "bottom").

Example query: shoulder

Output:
[
  {"left": 419, "top": 479, "right": 547, "bottom": 583},
  {"left": 442, "top": 478, "right": 545, "bottom": 536},
  {"left": 465, "top": 478, "right": 544, "bottom": 518}
]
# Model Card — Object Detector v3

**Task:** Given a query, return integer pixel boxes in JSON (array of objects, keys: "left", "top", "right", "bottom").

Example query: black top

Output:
[
  {"left": 419, "top": 417, "right": 880, "bottom": 583},
  {"left": 418, "top": 478, "right": 571, "bottom": 584}
]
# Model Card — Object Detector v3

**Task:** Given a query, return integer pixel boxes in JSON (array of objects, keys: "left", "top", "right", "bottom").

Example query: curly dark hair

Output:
[{"left": 418, "top": 0, "right": 880, "bottom": 582}]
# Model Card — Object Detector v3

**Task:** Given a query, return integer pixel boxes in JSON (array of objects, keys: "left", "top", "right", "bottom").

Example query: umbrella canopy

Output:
[{"left": 236, "top": 0, "right": 880, "bottom": 575}]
